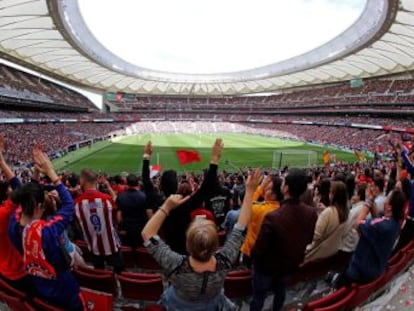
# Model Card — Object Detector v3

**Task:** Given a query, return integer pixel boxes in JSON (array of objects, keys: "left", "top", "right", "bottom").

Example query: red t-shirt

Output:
[{"left": 0, "top": 199, "right": 26, "bottom": 280}]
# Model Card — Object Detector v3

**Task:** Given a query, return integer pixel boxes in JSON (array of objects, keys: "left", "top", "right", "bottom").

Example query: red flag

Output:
[
  {"left": 150, "top": 164, "right": 162, "bottom": 178},
  {"left": 176, "top": 150, "right": 201, "bottom": 166}
]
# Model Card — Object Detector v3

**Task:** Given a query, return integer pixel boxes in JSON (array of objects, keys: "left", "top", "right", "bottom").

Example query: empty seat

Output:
[
  {"left": 137, "top": 247, "right": 161, "bottom": 270},
  {"left": 119, "top": 275, "right": 163, "bottom": 301},
  {"left": 73, "top": 269, "right": 117, "bottom": 295},
  {"left": 224, "top": 274, "right": 252, "bottom": 299}
]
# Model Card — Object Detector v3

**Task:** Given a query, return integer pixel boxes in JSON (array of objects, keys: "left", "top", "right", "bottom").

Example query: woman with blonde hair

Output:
[{"left": 142, "top": 167, "right": 262, "bottom": 311}]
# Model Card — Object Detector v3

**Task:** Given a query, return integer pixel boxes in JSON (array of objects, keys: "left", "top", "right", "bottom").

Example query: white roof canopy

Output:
[{"left": 0, "top": 0, "right": 413, "bottom": 95}]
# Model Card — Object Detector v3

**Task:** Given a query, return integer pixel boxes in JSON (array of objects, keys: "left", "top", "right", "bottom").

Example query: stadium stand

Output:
[
  {"left": 0, "top": 63, "right": 96, "bottom": 111},
  {"left": 0, "top": 53, "right": 414, "bottom": 311}
]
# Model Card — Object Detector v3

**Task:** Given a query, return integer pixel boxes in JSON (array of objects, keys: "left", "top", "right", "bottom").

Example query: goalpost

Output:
[{"left": 272, "top": 149, "right": 318, "bottom": 169}]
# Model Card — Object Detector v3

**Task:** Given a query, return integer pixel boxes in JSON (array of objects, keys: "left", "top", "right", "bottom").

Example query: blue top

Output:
[
  {"left": 8, "top": 183, "right": 83, "bottom": 310},
  {"left": 346, "top": 216, "right": 400, "bottom": 283},
  {"left": 401, "top": 149, "right": 414, "bottom": 218}
]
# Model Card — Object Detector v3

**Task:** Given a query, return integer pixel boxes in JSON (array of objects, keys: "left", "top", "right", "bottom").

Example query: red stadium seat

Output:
[
  {"left": 119, "top": 275, "right": 164, "bottom": 301},
  {"left": 224, "top": 274, "right": 252, "bottom": 299},
  {"left": 75, "top": 240, "right": 93, "bottom": 263},
  {"left": 73, "top": 269, "right": 117, "bottom": 295},
  {"left": 303, "top": 287, "right": 351, "bottom": 311},
  {"left": 0, "top": 291, "right": 35, "bottom": 311},
  {"left": 348, "top": 275, "right": 385, "bottom": 309},
  {"left": 227, "top": 269, "right": 251, "bottom": 277},
  {"left": 405, "top": 245, "right": 414, "bottom": 263},
  {"left": 136, "top": 247, "right": 161, "bottom": 270},
  {"left": 120, "top": 271, "right": 162, "bottom": 280},
  {"left": 313, "top": 288, "right": 357, "bottom": 311},
  {"left": 31, "top": 297, "right": 66, "bottom": 311},
  {"left": 81, "top": 287, "right": 114, "bottom": 311},
  {"left": 121, "top": 305, "right": 166, "bottom": 311},
  {"left": 121, "top": 246, "right": 137, "bottom": 269},
  {"left": 0, "top": 278, "right": 26, "bottom": 299},
  {"left": 77, "top": 265, "right": 113, "bottom": 276},
  {"left": 400, "top": 239, "right": 414, "bottom": 255},
  {"left": 378, "top": 252, "right": 407, "bottom": 290},
  {"left": 387, "top": 251, "right": 400, "bottom": 266}
]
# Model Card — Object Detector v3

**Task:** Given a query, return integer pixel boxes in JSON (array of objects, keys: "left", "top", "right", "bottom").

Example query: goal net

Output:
[{"left": 272, "top": 149, "right": 318, "bottom": 169}]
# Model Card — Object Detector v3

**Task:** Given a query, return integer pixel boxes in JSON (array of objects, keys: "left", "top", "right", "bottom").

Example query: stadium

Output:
[{"left": 0, "top": 0, "right": 413, "bottom": 310}]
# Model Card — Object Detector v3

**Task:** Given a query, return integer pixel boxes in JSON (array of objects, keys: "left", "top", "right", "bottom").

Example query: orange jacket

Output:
[
  {"left": 0, "top": 199, "right": 26, "bottom": 280},
  {"left": 241, "top": 186, "right": 279, "bottom": 257}
]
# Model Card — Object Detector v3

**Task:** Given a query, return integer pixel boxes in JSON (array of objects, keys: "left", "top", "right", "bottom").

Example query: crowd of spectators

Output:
[
  {"left": 0, "top": 118, "right": 410, "bottom": 167},
  {"left": 0, "top": 123, "right": 123, "bottom": 165},
  {"left": 0, "top": 64, "right": 95, "bottom": 110},
  {"left": 0, "top": 134, "right": 413, "bottom": 310},
  {"left": 109, "top": 78, "right": 414, "bottom": 114}
]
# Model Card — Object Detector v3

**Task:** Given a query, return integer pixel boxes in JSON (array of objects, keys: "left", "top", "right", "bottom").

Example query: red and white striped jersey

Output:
[{"left": 75, "top": 189, "right": 120, "bottom": 256}]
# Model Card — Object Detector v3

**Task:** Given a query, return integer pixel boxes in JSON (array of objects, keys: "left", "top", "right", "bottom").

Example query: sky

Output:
[{"left": 78, "top": 0, "right": 366, "bottom": 74}]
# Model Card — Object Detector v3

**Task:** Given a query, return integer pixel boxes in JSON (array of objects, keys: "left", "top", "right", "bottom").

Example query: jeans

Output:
[{"left": 250, "top": 265, "right": 286, "bottom": 311}]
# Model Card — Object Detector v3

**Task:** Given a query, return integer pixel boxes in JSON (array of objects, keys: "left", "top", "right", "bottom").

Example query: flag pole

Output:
[{"left": 157, "top": 152, "right": 160, "bottom": 165}]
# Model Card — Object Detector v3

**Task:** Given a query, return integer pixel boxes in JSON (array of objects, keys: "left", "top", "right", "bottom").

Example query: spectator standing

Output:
[
  {"left": 142, "top": 139, "right": 223, "bottom": 254},
  {"left": 0, "top": 136, "right": 32, "bottom": 293},
  {"left": 251, "top": 168, "right": 318, "bottom": 311},
  {"left": 240, "top": 175, "right": 283, "bottom": 266},
  {"left": 116, "top": 174, "right": 151, "bottom": 249},
  {"left": 142, "top": 167, "right": 262, "bottom": 311},
  {"left": 74, "top": 169, "right": 123, "bottom": 273},
  {"left": 8, "top": 147, "right": 85, "bottom": 310}
]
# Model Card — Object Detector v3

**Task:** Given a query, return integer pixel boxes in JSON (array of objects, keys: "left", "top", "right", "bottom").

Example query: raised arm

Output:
[
  {"left": 32, "top": 146, "right": 74, "bottom": 235},
  {"left": 401, "top": 147, "right": 414, "bottom": 177},
  {"left": 142, "top": 141, "right": 155, "bottom": 199},
  {"left": 142, "top": 194, "right": 190, "bottom": 242},
  {"left": 98, "top": 175, "right": 117, "bottom": 202},
  {"left": 0, "top": 135, "right": 20, "bottom": 189},
  {"left": 172, "top": 138, "right": 223, "bottom": 214},
  {"left": 236, "top": 167, "right": 262, "bottom": 227}
]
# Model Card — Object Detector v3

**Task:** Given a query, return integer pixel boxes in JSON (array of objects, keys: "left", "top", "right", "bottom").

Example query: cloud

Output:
[{"left": 79, "top": 0, "right": 366, "bottom": 74}]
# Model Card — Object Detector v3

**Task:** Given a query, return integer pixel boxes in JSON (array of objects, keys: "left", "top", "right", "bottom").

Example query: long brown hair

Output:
[{"left": 330, "top": 181, "right": 349, "bottom": 223}]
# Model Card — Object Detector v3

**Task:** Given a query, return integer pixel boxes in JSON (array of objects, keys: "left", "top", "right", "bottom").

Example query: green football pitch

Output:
[{"left": 53, "top": 133, "right": 360, "bottom": 174}]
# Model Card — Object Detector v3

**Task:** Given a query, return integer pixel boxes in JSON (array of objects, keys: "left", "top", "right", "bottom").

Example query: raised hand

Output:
[
  {"left": 0, "top": 135, "right": 5, "bottom": 162},
  {"left": 144, "top": 141, "right": 153, "bottom": 156},
  {"left": 0, "top": 134, "right": 4, "bottom": 154},
  {"left": 211, "top": 138, "right": 223, "bottom": 164},
  {"left": 246, "top": 167, "right": 263, "bottom": 191},
  {"left": 32, "top": 145, "right": 58, "bottom": 182},
  {"left": 163, "top": 194, "right": 190, "bottom": 212}
]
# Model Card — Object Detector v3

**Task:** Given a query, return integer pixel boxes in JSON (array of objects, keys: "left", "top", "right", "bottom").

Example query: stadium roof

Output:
[{"left": 0, "top": 0, "right": 413, "bottom": 96}]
